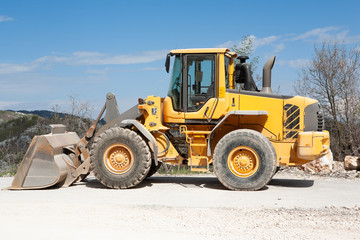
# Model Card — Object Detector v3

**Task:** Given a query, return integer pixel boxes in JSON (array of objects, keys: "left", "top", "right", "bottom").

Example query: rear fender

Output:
[{"left": 207, "top": 110, "right": 269, "bottom": 156}]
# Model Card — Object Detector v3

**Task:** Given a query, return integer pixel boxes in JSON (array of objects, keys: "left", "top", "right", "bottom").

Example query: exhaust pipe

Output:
[{"left": 261, "top": 56, "right": 276, "bottom": 94}]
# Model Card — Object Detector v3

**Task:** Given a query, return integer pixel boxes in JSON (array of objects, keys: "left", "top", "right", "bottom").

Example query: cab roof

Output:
[{"left": 170, "top": 48, "right": 232, "bottom": 54}]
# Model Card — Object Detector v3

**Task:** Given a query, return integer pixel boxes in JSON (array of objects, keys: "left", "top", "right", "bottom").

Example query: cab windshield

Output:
[{"left": 167, "top": 55, "right": 182, "bottom": 111}]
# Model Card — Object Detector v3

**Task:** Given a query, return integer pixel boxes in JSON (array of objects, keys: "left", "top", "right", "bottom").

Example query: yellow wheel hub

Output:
[
  {"left": 227, "top": 146, "right": 259, "bottom": 177},
  {"left": 103, "top": 143, "right": 134, "bottom": 174}
]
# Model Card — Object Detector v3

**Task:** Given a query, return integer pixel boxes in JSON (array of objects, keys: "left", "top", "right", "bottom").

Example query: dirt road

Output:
[{"left": 1, "top": 173, "right": 359, "bottom": 239}]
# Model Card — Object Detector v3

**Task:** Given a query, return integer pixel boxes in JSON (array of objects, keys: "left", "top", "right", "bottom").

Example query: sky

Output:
[{"left": 1, "top": 0, "right": 360, "bottom": 117}]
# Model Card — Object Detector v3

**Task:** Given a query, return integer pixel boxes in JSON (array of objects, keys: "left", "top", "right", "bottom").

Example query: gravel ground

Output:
[
  {"left": 0, "top": 172, "right": 359, "bottom": 240},
  {"left": 280, "top": 161, "right": 360, "bottom": 179}
]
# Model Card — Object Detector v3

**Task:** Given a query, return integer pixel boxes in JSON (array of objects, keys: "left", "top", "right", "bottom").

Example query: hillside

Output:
[
  {"left": 0, "top": 110, "right": 31, "bottom": 125},
  {"left": 6, "top": 110, "right": 68, "bottom": 119},
  {"left": 0, "top": 110, "right": 91, "bottom": 176}
]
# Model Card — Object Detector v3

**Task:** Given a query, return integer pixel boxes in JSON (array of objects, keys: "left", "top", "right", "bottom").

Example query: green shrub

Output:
[{"left": 0, "top": 115, "right": 38, "bottom": 142}]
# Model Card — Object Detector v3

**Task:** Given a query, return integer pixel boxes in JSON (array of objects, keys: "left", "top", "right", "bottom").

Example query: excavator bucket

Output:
[
  {"left": 7, "top": 124, "right": 82, "bottom": 190},
  {"left": 6, "top": 93, "right": 119, "bottom": 190}
]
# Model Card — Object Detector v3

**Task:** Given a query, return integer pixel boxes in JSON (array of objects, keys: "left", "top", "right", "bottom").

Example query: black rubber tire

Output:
[
  {"left": 146, "top": 161, "right": 162, "bottom": 178},
  {"left": 213, "top": 129, "right": 277, "bottom": 191},
  {"left": 90, "top": 127, "right": 151, "bottom": 189},
  {"left": 272, "top": 166, "right": 280, "bottom": 178}
]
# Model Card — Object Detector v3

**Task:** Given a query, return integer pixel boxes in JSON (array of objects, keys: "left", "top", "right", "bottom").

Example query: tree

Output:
[
  {"left": 64, "top": 94, "right": 94, "bottom": 135},
  {"left": 295, "top": 41, "right": 360, "bottom": 160},
  {"left": 231, "top": 35, "right": 260, "bottom": 72},
  {"left": 50, "top": 94, "right": 94, "bottom": 136},
  {"left": 230, "top": 35, "right": 281, "bottom": 92}
]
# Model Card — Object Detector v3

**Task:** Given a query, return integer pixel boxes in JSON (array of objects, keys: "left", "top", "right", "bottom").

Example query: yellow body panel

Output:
[
  {"left": 138, "top": 96, "right": 182, "bottom": 163},
  {"left": 147, "top": 94, "right": 329, "bottom": 168},
  {"left": 272, "top": 131, "right": 330, "bottom": 166},
  {"left": 163, "top": 96, "right": 185, "bottom": 123},
  {"left": 238, "top": 94, "right": 284, "bottom": 140},
  {"left": 227, "top": 57, "right": 235, "bottom": 89},
  {"left": 218, "top": 53, "right": 226, "bottom": 98},
  {"left": 139, "top": 95, "right": 169, "bottom": 132},
  {"left": 185, "top": 98, "right": 227, "bottom": 120},
  {"left": 138, "top": 49, "right": 329, "bottom": 170}
]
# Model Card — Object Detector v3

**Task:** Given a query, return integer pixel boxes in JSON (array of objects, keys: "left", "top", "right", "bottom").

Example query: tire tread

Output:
[
  {"left": 213, "top": 129, "right": 277, "bottom": 191},
  {"left": 90, "top": 127, "right": 151, "bottom": 189}
]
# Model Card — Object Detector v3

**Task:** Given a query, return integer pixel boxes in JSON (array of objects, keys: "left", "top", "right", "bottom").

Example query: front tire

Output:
[
  {"left": 90, "top": 127, "right": 151, "bottom": 189},
  {"left": 213, "top": 129, "right": 277, "bottom": 191}
]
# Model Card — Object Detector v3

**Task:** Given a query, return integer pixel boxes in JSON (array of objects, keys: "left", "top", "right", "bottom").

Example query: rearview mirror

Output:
[{"left": 165, "top": 53, "right": 170, "bottom": 73}]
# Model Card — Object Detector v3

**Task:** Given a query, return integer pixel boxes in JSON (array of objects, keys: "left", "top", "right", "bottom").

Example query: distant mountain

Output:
[
  {"left": 6, "top": 110, "right": 68, "bottom": 119},
  {"left": 0, "top": 110, "right": 33, "bottom": 125}
]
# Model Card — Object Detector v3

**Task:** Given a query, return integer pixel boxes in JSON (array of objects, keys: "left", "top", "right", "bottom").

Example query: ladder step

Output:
[
  {"left": 184, "top": 131, "right": 211, "bottom": 135},
  {"left": 190, "top": 143, "right": 207, "bottom": 147}
]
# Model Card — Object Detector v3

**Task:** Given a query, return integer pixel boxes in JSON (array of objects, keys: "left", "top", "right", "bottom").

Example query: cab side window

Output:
[{"left": 186, "top": 55, "right": 215, "bottom": 112}]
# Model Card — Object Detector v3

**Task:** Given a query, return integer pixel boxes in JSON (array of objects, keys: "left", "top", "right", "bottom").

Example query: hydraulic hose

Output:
[{"left": 155, "top": 131, "right": 170, "bottom": 154}]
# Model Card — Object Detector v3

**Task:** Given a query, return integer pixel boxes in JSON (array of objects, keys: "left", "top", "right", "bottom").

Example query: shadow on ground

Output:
[
  {"left": 83, "top": 176, "right": 227, "bottom": 190},
  {"left": 83, "top": 175, "right": 315, "bottom": 190},
  {"left": 268, "top": 178, "right": 314, "bottom": 188},
  {"left": 144, "top": 176, "right": 228, "bottom": 190}
]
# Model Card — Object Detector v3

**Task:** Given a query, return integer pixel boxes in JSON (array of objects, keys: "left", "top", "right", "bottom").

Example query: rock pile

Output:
[
  {"left": 344, "top": 156, "right": 360, "bottom": 171},
  {"left": 281, "top": 151, "right": 360, "bottom": 179},
  {"left": 300, "top": 150, "right": 333, "bottom": 174}
]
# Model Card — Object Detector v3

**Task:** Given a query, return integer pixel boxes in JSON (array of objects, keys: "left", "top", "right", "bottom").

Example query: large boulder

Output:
[{"left": 344, "top": 156, "right": 360, "bottom": 171}]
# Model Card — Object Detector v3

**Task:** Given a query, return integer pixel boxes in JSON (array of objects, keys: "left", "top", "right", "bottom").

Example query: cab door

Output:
[{"left": 184, "top": 54, "right": 217, "bottom": 120}]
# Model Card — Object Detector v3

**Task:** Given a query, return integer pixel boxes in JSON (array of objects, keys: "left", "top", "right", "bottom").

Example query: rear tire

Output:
[
  {"left": 90, "top": 127, "right": 151, "bottom": 189},
  {"left": 213, "top": 129, "right": 276, "bottom": 191}
]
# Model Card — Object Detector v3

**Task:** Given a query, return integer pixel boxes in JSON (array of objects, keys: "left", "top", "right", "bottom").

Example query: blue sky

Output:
[{"left": 1, "top": 0, "right": 360, "bottom": 116}]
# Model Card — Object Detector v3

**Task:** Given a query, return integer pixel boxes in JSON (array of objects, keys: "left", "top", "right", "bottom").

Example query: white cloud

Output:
[
  {"left": 85, "top": 68, "right": 109, "bottom": 75},
  {"left": 291, "top": 26, "right": 340, "bottom": 41},
  {"left": 0, "top": 63, "right": 36, "bottom": 74},
  {"left": 0, "top": 55, "right": 68, "bottom": 74},
  {"left": 73, "top": 51, "right": 105, "bottom": 58},
  {"left": 71, "top": 50, "right": 168, "bottom": 65},
  {"left": 277, "top": 59, "right": 309, "bottom": 68},
  {"left": 273, "top": 43, "right": 285, "bottom": 53},
  {"left": 290, "top": 26, "right": 360, "bottom": 44},
  {"left": 252, "top": 35, "right": 279, "bottom": 48},
  {"left": 341, "top": 33, "right": 360, "bottom": 44},
  {"left": 33, "top": 55, "right": 68, "bottom": 64},
  {"left": 0, "top": 15, "right": 13, "bottom": 22},
  {"left": 0, "top": 49, "right": 169, "bottom": 74},
  {"left": 216, "top": 40, "right": 234, "bottom": 48},
  {"left": 216, "top": 35, "right": 279, "bottom": 50},
  {"left": 217, "top": 26, "right": 360, "bottom": 57}
]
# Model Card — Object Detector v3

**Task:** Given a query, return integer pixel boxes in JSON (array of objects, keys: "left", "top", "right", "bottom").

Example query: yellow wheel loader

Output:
[{"left": 8, "top": 48, "right": 329, "bottom": 191}]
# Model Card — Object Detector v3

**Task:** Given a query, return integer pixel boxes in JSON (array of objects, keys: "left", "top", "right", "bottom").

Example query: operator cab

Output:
[
  {"left": 163, "top": 48, "right": 275, "bottom": 123},
  {"left": 167, "top": 52, "right": 216, "bottom": 113},
  {"left": 165, "top": 49, "right": 260, "bottom": 114}
]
